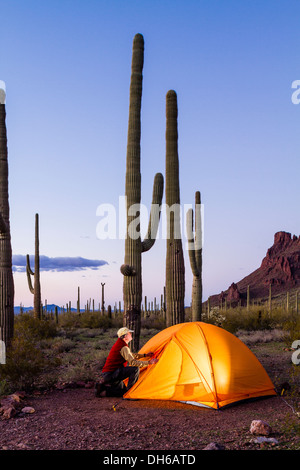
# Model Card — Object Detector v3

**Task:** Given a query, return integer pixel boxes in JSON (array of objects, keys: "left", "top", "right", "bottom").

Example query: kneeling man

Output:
[{"left": 95, "top": 327, "right": 157, "bottom": 398}]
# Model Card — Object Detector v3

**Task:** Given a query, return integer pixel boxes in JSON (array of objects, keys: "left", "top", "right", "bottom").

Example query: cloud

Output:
[{"left": 12, "top": 255, "right": 108, "bottom": 273}]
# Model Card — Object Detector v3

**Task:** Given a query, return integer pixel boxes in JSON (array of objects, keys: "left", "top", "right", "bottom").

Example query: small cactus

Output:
[
  {"left": 107, "top": 304, "right": 112, "bottom": 319},
  {"left": 268, "top": 284, "right": 272, "bottom": 315},
  {"left": 26, "top": 213, "right": 41, "bottom": 319},
  {"left": 247, "top": 285, "right": 250, "bottom": 311}
]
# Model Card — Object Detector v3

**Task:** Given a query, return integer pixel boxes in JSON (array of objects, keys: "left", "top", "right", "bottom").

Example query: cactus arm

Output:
[
  {"left": 120, "top": 264, "right": 136, "bottom": 276},
  {"left": 142, "top": 172, "right": 164, "bottom": 253},
  {"left": 194, "top": 191, "right": 202, "bottom": 268},
  {"left": 26, "top": 254, "right": 34, "bottom": 276},
  {"left": 26, "top": 214, "right": 41, "bottom": 318},
  {"left": 187, "top": 191, "right": 203, "bottom": 321},
  {"left": 186, "top": 191, "right": 202, "bottom": 277},
  {"left": 26, "top": 254, "right": 34, "bottom": 294}
]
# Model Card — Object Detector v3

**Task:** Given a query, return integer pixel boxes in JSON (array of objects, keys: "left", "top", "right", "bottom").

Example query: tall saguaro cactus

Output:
[
  {"left": 120, "top": 34, "right": 164, "bottom": 352},
  {"left": 186, "top": 191, "right": 202, "bottom": 321},
  {"left": 26, "top": 213, "right": 41, "bottom": 319},
  {"left": 0, "top": 83, "right": 14, "bottom": 346},
  {"left": 165, "top": 90, "right": 185, "bottom": 326}
]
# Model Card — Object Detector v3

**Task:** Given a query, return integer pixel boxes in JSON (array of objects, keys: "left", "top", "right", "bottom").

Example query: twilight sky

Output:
[{"left": 1, "top": 0, "right": 299, "bottom": 309}]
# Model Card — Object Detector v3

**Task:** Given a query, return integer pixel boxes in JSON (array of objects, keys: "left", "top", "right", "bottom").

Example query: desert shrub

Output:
[
  {"left": 236, "top": 328, "right": 285, "bottom": 345},
  {"left": 219, "top": 308, "right": 276, "bottom": 334},
  {"left": 14, "top": 313, "right": 58, "bottom": 340},
  {"left": 0, "top": 334, "right": 47, "bottom": 391},
  {"left": 51, "top": 337, "right": 76, "bottom": 354},
  {"left": 57, "top": 312, "right": 80, "bottom": 329},
  {"left": 62, "top": 362, "right": 95, "bottom": 383},
  {"left": 282, "top": 315, "right": 300, "bottom": 347},
  {"left": 0, "top": 314, "right": 58, "bottom": 393},
  {"left": 0, "top": 379, "right": 10, "bottom": 397},
  {"left": 141, "top": 315, "right": 166, "bottom": 330},
  {"left": 59, "top": 350, "right": 106, "bottom": 384},
  {"left": 58, "top": 311, "right": 121, "bottom": 330},
  {"left": 77, "top": 312, "right": 103, "bottom": 329},
  {"left": 106, "top": 328, "right": 121, "bottom": 338},
  {"left": 78, "top": 329, "right": 103, "bottom": 338},
  {"left": 201, "top": 308, "right": 226, "bottom": 327},
  {"left": 93, "top": 338, "right": 112, "bottom": 350},
  {"left": 60, "top": 328, "right": 83, "bottom": 340}
]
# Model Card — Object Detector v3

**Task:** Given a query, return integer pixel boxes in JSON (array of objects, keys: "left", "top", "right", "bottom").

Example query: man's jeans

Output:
[{"left": 102, "top": 366, "right": 140, "bottom": 397}]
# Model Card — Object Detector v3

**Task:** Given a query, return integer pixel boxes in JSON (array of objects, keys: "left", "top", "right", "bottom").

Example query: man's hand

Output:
[{"left": 149, "top": 357, "right": 158, "bottom": 364}]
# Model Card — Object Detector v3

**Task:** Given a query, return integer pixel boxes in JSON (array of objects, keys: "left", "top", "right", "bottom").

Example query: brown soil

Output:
[{"left": 0, "top": 344, "right": 299, "bottom": 452}]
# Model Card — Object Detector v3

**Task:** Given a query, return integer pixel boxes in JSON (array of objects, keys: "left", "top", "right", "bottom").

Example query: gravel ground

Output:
[{"left": 0, "top": 341, "right": 299, "bottom": 454}]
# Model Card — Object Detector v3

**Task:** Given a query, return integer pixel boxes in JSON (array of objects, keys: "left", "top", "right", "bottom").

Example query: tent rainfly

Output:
[{"left": 124, "top": 322, "right": 276, "bottom": 409}]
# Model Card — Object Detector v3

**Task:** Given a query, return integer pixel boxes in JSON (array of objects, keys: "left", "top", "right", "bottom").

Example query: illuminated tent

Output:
[{"left": 124, "top": 322, "right": 276, "bottom": 409}]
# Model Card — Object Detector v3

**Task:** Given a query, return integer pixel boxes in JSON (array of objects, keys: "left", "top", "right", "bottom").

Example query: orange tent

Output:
[{"left": 124, "top": 322, "right": 276, "bottom": 409}]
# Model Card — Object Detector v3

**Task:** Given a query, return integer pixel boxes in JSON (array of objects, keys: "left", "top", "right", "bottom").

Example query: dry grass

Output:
[{"left": 236, "top": 328, "right": 285, "bottom": 346}]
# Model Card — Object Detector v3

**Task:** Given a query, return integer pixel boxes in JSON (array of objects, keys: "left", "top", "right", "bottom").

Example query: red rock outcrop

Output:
[
  {"left": 219, "top": 283, "right": 242, "bottom": 304},
  {"left": 210, "top": 231, "right": 300, "bottom": 306}
]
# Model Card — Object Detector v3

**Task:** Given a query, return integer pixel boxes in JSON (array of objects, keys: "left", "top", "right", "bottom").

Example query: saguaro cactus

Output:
[
  {"left": 165, "top": 90, "right": 185, "bottom": 326},
  {"left": 0, "top": 82, "right": 14, "bottom": 346},
  {"left": 186, "top": 191, "right": 202, "bottom": 321},
  {"left": 120, "top": 34, "right": 164, "bottom": 351},
  {"left": 26, "top": 213, "right": 41, "bottom": 319},
  {"left": 101, "top": 282, "right": 105, "bottom": 315},
  {"left": 77, "top": 286, "right": 80, "bottom": 313}
]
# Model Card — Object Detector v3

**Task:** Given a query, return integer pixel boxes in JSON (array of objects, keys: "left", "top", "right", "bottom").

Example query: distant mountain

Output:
[
  {"left": 14, "top": 306, "right": 34, "bottom": 314},
  {"left": 209, "top": 231, "right": 300, "bottom": 307},
  {"left": 14, "top": 304, "right": 79, "bottom": 314}
]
